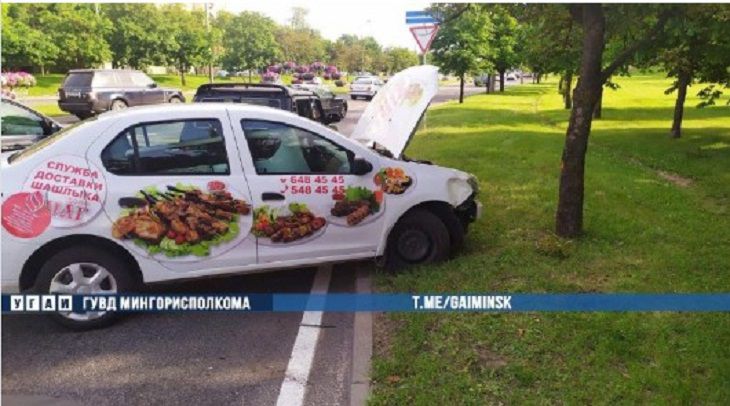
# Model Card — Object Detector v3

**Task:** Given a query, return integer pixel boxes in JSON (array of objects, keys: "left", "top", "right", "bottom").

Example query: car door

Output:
[
  {"left": 228, "top": 109, "right": 385, "bottom": 264},
  {"left": 85, "top": 109, "right": 257, "bottom": 274},
  {"left": 114, "top": 71, "right": 143, "bottom": 107},
  {"left": 131, "top": 71, "right": 165, "bottom": 105}
]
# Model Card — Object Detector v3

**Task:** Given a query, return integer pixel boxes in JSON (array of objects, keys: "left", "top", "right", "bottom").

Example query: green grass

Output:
[
  {"left": 32, "top": 103, "right": 65, "bottom": 117},
  {"left": 370, "top": 73, "right": 730, "bottom": 404}
]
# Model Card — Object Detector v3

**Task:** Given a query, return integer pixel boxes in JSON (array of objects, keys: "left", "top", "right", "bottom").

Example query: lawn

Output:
[{"left": 370, "top": 73, "right": 730, "bottom": 404}]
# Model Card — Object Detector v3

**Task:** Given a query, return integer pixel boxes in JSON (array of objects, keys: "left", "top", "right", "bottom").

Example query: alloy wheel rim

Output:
[
  {"left": 49, "top": 263, "right": 117, "bottom": 321},
  {"left": 397, "top": 229, "right": 431, "bottom": 263}
]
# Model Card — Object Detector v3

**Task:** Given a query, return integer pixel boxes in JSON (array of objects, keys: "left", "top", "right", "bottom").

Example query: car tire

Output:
[
  {"left": 169, "top": 96, "right": 182, "bottom": 103},
  {"left": 350, "top": 95, "right": 357, "bottom": 100},
  {"left": 385, "top": 209, "right": 450, "bottom": 271},
  {"left": 34, "top": 246, "right": 137, "bottom": 330},
  {"left": 110, "top": 99, "right": 128, "bottom": 111}
]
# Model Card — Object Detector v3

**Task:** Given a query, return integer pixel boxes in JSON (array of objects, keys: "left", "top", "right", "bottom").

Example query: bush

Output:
[{"left": 334, "top": 80, "right": 345, "bottom": 87}]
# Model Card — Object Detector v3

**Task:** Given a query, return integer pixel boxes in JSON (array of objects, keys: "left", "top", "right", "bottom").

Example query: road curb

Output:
[{"left": 350, "top": 265, "right": 373, "bottom": 406}]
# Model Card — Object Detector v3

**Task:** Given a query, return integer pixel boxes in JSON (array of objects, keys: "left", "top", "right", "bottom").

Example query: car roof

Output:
[
  {"left": 195, "top": 83, "right": 315, "bottom": 97},
  {"left": 95, "top": 102, "right": 301, "bottom": 121}
]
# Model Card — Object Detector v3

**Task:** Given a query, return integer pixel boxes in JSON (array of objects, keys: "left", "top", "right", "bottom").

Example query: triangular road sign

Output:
[{"left": 409, "top": 24, "right": 440, "bottom": 54}]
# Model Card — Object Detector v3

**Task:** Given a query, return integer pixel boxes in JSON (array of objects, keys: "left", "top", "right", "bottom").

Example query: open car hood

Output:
[{"left": 351, "top": 65, "right": 439, "bottom": 158}]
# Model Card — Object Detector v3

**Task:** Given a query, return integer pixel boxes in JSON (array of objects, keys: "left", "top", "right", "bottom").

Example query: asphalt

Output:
[{"left": 2, "top": 84, "right": 487, "bottom": 406}]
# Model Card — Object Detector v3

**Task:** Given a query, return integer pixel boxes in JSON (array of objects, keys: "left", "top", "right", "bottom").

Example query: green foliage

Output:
[
  {"left": 382, "top": 47, "right": 420, "bottom": 74},
  {"left": 276, "top": 7, "right": 327, "bottom": 64},
  {"left": 430, "top": 6, "right": 494, "bottom": 78},
  {"left": 331, "top": 35, "right": 384, "bottom": 73},
  {"left": 219, "top": 11, "right": 281, "bottom": 75},
  {"left": 103, "top": 3, "right": 177, "bottom": 69}
]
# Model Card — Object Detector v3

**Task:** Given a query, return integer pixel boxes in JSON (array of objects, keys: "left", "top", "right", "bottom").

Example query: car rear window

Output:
[
  {"left": 63, "top": 73, "right": 93, "bottom": 87},
  {"left": 354, "top": 78, "right": 373, "bottom": 84}
]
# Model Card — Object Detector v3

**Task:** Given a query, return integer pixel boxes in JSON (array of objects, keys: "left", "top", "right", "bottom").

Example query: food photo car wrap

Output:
[
  {"left": 108, "top": 181, "right": 253, "bottom": 262},
  {"left": 2, "top": 155, "right": 107, "bottom": 238}
]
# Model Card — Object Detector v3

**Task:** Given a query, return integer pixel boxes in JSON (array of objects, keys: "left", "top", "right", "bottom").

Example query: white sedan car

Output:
[
  {"left": 1, "top": 66, "right": 480, "bottom": 329},
  {"left": 349, "top": 76, "right": 383, "bottom": 101}
]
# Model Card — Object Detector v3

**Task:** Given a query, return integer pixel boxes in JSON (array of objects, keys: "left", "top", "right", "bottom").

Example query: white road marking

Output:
[{"left": 276, "top": 265, "right": 332, "bottom": 406}]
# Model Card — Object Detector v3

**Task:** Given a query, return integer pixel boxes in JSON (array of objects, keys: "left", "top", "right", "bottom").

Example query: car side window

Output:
[
  {"left": 0, "top": 102, "right": 45, "bottom": 136},
  {"left": 101, "top": 119, "right": 229, "bottom": 175},
  {"left": 241, "top": 120, "right": 352, "bottom": 175},
  {"left": 131, "top": 72, "right": 154, "bottom": 87}
]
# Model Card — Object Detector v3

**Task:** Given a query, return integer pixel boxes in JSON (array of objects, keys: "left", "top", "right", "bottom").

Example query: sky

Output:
[{"left": 217, "top": 0, "right": 432, "bottom": 50}]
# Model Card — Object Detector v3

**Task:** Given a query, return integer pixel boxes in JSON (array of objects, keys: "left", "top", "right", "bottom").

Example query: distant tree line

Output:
[{"left": 1, "top": 4, "right": 420, "bottom": 82}]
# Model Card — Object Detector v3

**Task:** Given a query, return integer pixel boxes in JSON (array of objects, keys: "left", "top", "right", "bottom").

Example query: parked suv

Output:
[
  {"left": 193, "top": 83, "right": 337, "bottom": 125},
  {"left": 58, "top": 69, "right": 185, "bottom": 119}
]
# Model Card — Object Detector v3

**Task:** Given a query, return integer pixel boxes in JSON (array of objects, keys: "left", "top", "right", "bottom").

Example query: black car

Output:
[
  {"left": 58, "top": 69, "right": 185, "bottom": 119},
  {"left": 297, "top": 85, "right": 348, "bottom": 122},
  {"left": 1, "top": 98, "right": 62, "bottom": 152},
  {"left": 192, "top": 83, "right": 336, "bottom": 125}
]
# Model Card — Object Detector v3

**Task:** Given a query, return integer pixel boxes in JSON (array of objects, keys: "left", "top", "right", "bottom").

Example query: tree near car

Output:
[
  {"left": 1, "top": 5, "right": 59, "bottom": 73},
  {"left": 555, "top": 4, "right": 671, "bottom": 237},
  {"left": 430, "top": 6, "right": 493, "bottom": 103},
  {"left": 220, "top": 11, "right": 281, "bottom": 82},
  {"left": 104, "top": 3, "right": 177, "bottom": 69}
]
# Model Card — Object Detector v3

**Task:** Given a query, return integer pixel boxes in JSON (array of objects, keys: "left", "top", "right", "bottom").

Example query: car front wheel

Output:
[
  {"left": 169, "top": 96, "right": 182, "bottom": 103},
  {"left": 35, "top": 246, "right": 136, "bottom": 330},
  {"left": 385, "top": 209, "right": 450, "bottom": 270}
]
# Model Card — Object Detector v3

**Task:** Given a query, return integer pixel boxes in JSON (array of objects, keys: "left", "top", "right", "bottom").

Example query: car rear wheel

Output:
[
  {"left": 35, "top": 246, "right": 136, "bottom": 330},
  {"left": 385, "top": 209, "right": 450, "bottom": 270},
  {"left": 350, "top": 95, "right": 357, "bottom": 100},
  {"left": 110, "top": 99, "right": 127, "bottom": 111},
  {"left": 169, "top": 96, "right": 182, "bottom": 103}
]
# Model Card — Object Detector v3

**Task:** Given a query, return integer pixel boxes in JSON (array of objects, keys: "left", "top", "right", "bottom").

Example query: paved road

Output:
[{"left": 2, "top": 83, "right": 488, "bottom": 406}]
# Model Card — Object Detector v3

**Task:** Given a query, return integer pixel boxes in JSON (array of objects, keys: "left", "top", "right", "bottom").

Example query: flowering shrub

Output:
[
  {"left": 295, "top": 65, "right": 309, "bottom": 74},
  {"left": 261, "top": 71, "right": 279, "bottom": 83},
  {"left": 331, "top": 72, "right": 342, "bottom": 80},
  {"left": 267, "top": 64, "right": 282, "bottom": 74},
  {"left": 283, "top": 61, "right": 297, "bottom": 71},
  {"left": 325, "top": 65, "right": 338, "bottom": 74},
  {"left": 310, "top": 61, "right": 325, "bottom": 72},
  {"left": 1, "top": 71, "right": 36, "bottom": 88}
]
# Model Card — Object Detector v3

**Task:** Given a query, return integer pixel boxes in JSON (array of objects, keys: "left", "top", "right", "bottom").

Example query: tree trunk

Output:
[
  {"left": 499, "top": 70, "right": 505, "bottom": 92},
  {"left": 489, "top": 74, "right": 496, "bottom": 93},
  {"left": 558, "top": 76, "right": 564, "bottom": 92},
  {"left": 670, "top": 72, "right": 690, "bottom": 139},
  {"left": 563, "top": 71, "right": 573, "bottom": 109},
  {"left": 593, "top": 86, "right": 603, "bottom": 119},
  {"left": 485, "top": 74, "right": 490, "bottom": 94},
  {"left": 459, "top": 73, "right": 465, "bottom": 103},
  {"left": 248, "top": 70, "right": 252, "bottom": 83},
  {"left": 555, "top": 4, "right": 606, "bottom": 238},
  {"left": 180, "top": 68, "right": 187, "bottom": 87},
  {"left": 537, "top": 73, "right": 542, "bottom": 84}
]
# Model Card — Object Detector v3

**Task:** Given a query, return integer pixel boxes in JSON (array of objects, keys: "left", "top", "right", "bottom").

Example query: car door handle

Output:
[{"left": 262, "top": 192, "right": 285, "bottom": 201}]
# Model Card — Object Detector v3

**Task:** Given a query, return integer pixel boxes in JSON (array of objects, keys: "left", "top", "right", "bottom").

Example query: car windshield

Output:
[
  {"left": 8, "top": 118, "right": 96, "bottom": 164},
  {"left": 63, "top": 72, "right": 93, "bottom": 87},
  {"left": 354, "top": 78, "right": 373, "bottom": 84}
]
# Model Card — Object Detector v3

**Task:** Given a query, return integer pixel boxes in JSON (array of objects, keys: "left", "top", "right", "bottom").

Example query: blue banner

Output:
[{"left": 3, "top": 294, "right": 730, "bottom": 313}]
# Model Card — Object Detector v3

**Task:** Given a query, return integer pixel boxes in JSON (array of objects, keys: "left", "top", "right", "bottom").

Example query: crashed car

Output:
[{"left": 1, "top": 65, "right": 481, "bottom": 329}]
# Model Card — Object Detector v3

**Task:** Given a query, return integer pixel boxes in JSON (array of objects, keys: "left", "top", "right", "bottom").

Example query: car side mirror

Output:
[
  {"left": 351, "top": 158, "right": 373, "bottom": 176},
  {"left": 148, "top": 83, "right": 158, "bottom": 89}
]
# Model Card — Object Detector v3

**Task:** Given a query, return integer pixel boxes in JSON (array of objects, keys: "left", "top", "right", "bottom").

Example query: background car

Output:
[
  {"left": 349, "top": 77, "right": 383, "bottom": 100},
  {"left": 193, "top": 83, "right": 335, "bottom": 124},
  {"left": 1, "top": 98, "right": 62, "bottom": 151},
  {"left": 292, "top": 84, "right": 348, "bottom": 122},
  {"left": 57, "top": 69, "right": 185, "bottom": 119}
]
